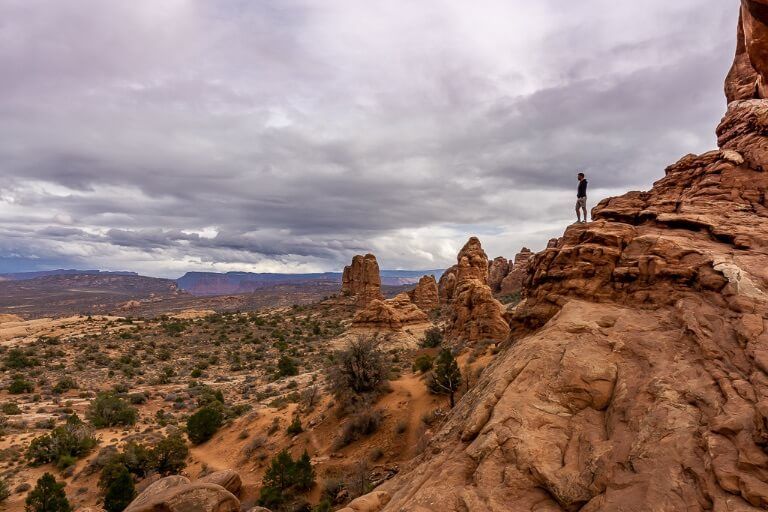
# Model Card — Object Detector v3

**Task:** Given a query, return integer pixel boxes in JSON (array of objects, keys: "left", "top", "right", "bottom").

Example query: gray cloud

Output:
[{"left": 0, "top": 0, "right": 738, "bottom": 276}]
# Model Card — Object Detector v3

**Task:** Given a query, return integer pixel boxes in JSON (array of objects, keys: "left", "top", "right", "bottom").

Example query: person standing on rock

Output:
[{"left": 576, "top": 172, "right": 588, "bottom": 223}]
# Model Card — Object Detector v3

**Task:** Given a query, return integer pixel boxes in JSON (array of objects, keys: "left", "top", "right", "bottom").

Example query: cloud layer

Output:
[{"left": 0, "top": 1, "right": 738, "bottom": 276}]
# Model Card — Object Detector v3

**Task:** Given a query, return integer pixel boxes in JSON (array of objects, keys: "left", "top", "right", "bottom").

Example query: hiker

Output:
[{"left": 576, "top": 172, "right": 588, "bottom": 223}]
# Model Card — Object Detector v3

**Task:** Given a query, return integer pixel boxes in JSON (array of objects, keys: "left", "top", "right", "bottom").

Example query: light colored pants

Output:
[{"left": 576, "top": 197, "right": 587, "bottom": 218}]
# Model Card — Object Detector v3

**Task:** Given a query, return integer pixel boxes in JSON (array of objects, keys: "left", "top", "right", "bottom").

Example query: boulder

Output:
[
  {"left": 125, "top": 476, "right": 239, "bottom": 512},
  {"left": 197, "top": 469, "right": 242, "bottom": 495}
]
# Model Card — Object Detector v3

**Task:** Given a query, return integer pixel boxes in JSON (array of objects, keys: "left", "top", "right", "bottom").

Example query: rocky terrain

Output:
[{"left": 4, "top": 5, "right": 768, "bottom": 512}]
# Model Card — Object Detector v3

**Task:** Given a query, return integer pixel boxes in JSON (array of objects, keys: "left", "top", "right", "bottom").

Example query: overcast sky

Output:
[{"left": 0, "top": 1, "right": 737, "bottom": 277}]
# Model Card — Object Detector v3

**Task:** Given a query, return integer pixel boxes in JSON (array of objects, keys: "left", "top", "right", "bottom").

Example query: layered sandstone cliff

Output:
[{"left": 341, "top": 253, "right": 383, "bottom": 306}]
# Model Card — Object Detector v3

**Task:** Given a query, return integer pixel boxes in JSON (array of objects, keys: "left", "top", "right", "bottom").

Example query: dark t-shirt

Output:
[{"left": 577, "top": 179, "right": 588, "bottom": 198}]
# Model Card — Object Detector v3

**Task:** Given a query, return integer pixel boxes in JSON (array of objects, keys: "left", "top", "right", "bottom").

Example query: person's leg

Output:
[
  {"left": 575, "top": 199, "right": 581, "bottom": 223},
  {"left": 580, "top": 199, "right": 587, "bottom": 222}
]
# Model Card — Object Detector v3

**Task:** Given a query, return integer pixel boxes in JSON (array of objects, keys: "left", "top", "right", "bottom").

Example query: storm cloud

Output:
[{"left": 0, "top": 1, "right": 738, "bottom": 276}]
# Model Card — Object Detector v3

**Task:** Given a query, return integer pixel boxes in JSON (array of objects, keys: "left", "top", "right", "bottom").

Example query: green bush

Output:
[
  {"left": 9, "top": 376, "right": 34, "bottom": 394},
  {"left": 277, "top": 355, "right": 298, "bottom": 377},
  {"left": 186, "top": 405, "right": 223, "bottom": 445},
  {"left": 52, "top": 377, "right": 78, "bottom": 395},
  {"left": 421, "top": 327, "right": 443, "bottom": 348},
  {"left": 4, "top": 348, "right": 38, "bottom": 369},
  {"left": 150, "top": 433, "right": 189, "bottom": 475},
  {"left": 412, "top": 355, "right": 433, "bottom": 373},
  {"left": 1, "top": 402, "right": 21, "bottom": 415},
  {"left": 87, "top": 393, "right": 138, "bottom": 428},
  {"left": 100, "top": 462, "right": 135, "bottom": 512},
  {"left": 0, "top": 477, "right": 9, "bottom": 503},
  {"left": 286, "top": 416, "right": 303, "bottom": 436},
  {"left": 26, "top": 414, "right": 97, "bottom": 467},
  {"left": 258, "top": 449, "right": 315, "bottom": 509},
  {"left": 25, "top": 473, "right": 71, "bottom": 512},
  {"left": 428, "top": 349, "right": 462, "bottom": 408}
]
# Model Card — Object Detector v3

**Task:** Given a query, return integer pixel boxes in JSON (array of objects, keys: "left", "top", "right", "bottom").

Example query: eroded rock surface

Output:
[
  {"left": 125, "top": 475, "right": 240, "bottom": 512},
  {"left": 499, "top": 247, "right": 533, "bottom": 297},
  {"left": 342, "top": 254, "right": 384, "bottom": 306},
  {"left": 727, "top": 1, "right": 768, "bottom": 102},
  {"left": 488, "top": 257, "right": 510, "bottom": 293},
  {"left": 408, "top": 274, "right": 440, "bottom": 311},
  {"left": 445, "top": 237, "right": 510, "bottom": 344},
  {"left": 353, "top": 293, "right": 429, "bottom": 330},
  {"left": 349, "top": 86, "right": 768, "bottom": 512}
]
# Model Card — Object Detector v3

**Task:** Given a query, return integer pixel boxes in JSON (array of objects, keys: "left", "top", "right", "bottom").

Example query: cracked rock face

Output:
[
  {"left": 350, "top": 72, "right": 768, "bottom": 512},
  {"left": 352, "top": 293, "right": 429, "bottom": 330},
  {"left": 727, "top": 1, "right": 768, "bottom": 102}
]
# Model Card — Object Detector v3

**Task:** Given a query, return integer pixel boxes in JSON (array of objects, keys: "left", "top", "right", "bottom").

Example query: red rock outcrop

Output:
[
  {"left": 437, "top": 265, "right": 458, "bottom": 302},
  {"left": 352, "top": 293, "right": 429, "bottom": 330},
  {"left": 499, "top": 247, "right": 533, "bottom": 296},
  {"left": 341, "top": 254, "right": 383, "bottom": 306},
  {"left": 125, "top": 476, "right": 239, "bottom": 512},
  {"left": 444, "top": 237, "right": 510, "bottom": 344},
  {"left": 345, "top": 19, "right": 768, "bottom": 510},
  {"left": 408, "top": 275, "right": 439, "bottom": 311},
  {"left": 727, "top": 1, "right": 768, "bottom": 102},
  {"left": 488, "top": 256, "right": 510, "bottom": 293}
]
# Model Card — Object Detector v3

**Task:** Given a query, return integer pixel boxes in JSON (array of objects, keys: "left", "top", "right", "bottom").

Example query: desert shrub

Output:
[
  {"left": 1, "top": 402, "right": 21, "bottom": 415},
  {"left": 258, "top": 449, "right": 315, "bottom": 509},
  {"left": 4, "top": 348, "right": 38, "bottom": 369},
  {"left": 52, "top": 377, "right": 78, "bottom": 395},
  {"left": 26, "top": 414, "right": 97, "bottom": 467},
  {"left": 0, "top": 477, "right": 9, "bottom": 502},
  {"left": 25, "top": 473, "right": 71, "bottom": 512},
  {"left": 186, "top": 404, "right": 223, "bottom": 445},
  {"left": 428, "top": 349, "right": 462, "bottom": 408},
  {"left": 334, "top": 410, "right": 383, "bottom": 449},
  {"left": 286, "top": 416, "right": 303, "bottom": 436},
  {"left": 87, "top": 393, "right": 138, "bottom": 428},
  {"left": 277, "top": 355, "right": 298, "bottom": 377},
  {"left": 99, "top": 462, "right": 135, "bottom": 512},
  {"left": 412, "top": 355, "right": 433, "bottom": 374},
  {"left": 9, "top": 376, "right": 34, "bottom": 394},
  {"left": 149, "top": 433, "right": 188, "bottom": 476},
  {"left": 499, "top": 291, "right": 522, "bottom": 305},
  {"left": 328, "top": 336, "right": 389, "bottom": 411},
  {"left": 421, "top": 327, "right": 443, "bottom": 348}
]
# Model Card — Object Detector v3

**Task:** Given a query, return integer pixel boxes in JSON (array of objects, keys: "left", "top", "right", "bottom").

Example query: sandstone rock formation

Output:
[
  {"left": 445, "top": 237, "right": 510, "bottom": 344},
  {"left": 352, "top": 293, "right": 429, "bottom": 330},
  {"left": 727, "top": 2, "right": 768, "bottom": 102},
  {"left": 341, "top": 254, "right": 383, "bottom": 306},
  {"left": 437, "top": 265, "right": 458, "bottom": 302},
  {"left": 124, "top": 475, "right": 239, "bottom": 512},
  {"left": 488, "top": 256, "right": 510, "bottom": 293},
  {"left": 345, "top": 18, "right": 768, "bottom": 511},
  {"left": 499, "top": 247, "right": 533, "bottom": 297},
  {"left": 198, "top": 469, "right": 242, "bottom": 495},
  {"left": 408, "top": 274, "right": 440, "bottom": 311}
]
